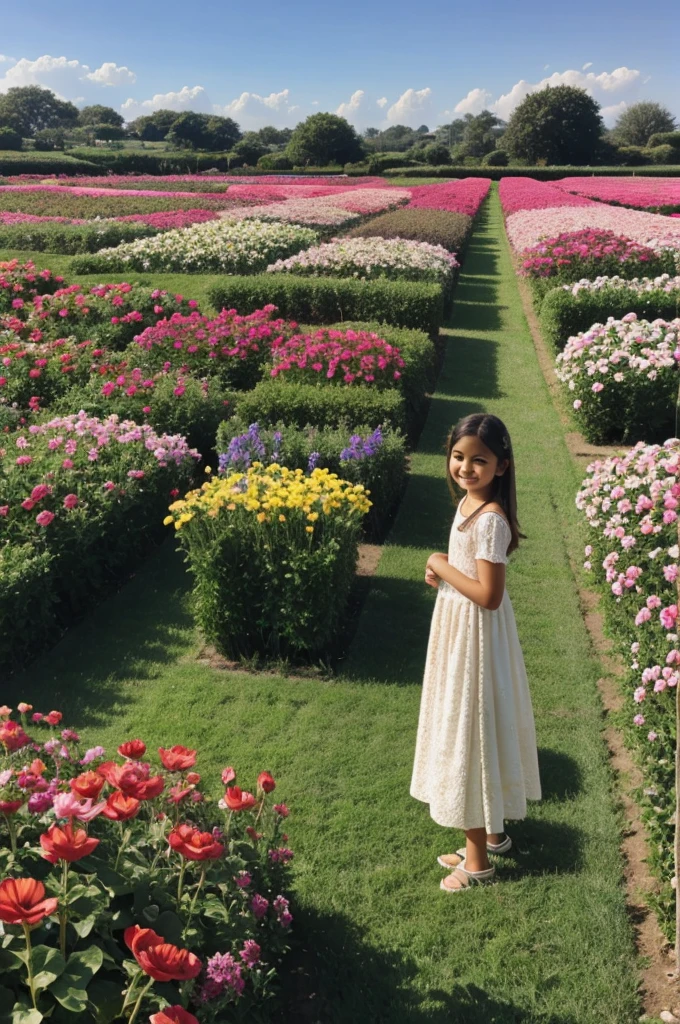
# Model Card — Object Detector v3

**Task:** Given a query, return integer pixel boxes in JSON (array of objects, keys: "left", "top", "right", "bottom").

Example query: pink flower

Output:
[
  {"left": 53, "top": 792, "right": 106, "bottom": 822},
  {"left": 35, "top": 510, "right": 54, "bottom": 527},
  {"left": 63, "top": 494, "right": 78, "bottom": 510}
]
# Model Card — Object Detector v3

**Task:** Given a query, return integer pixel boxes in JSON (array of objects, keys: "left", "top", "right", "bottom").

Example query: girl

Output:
[{"left": 410, "top": 413, "right": 541, "bottom": 892}]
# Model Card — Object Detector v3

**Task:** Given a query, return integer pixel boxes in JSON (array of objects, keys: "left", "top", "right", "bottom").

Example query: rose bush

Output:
[
  {"left": 555, "top": 314, "right": 679, "bottom": 444},
  {"left": 0, "top": 704, "right": 293, "bottom": 1021},
  {"left": 519, "top": 229, "right": 672, "bottom": 285},
  {"left": 576, "top": 438, "right": 679, "bottom": 938},
  {"left": 0, "top": 260, "right": 65, "bottom": 316},
  {"left": 268, "top": 327, "right": 405, "bottom": 387}
]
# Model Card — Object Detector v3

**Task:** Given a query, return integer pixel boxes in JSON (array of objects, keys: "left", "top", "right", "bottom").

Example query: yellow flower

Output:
[
  {"left": 227, "top": 502, "right": 236, "bottom": 510},
  {"left": 278, "top": 514, "right": 286, "bottom": 522},
  {"left": 204, "top": 466, "right": 212, "bottom": 474},
  {"left": 163, "top": 515, "right": 174, "bottom": 526},
  {"left": 305, "top": 526, "right": 314, "bottom": 533},
  {"left": 307, "top": 512, "right": 319, "bottom": 522},
  {"left": 257, "top": 512, "right": 266, "bottom": 523}
]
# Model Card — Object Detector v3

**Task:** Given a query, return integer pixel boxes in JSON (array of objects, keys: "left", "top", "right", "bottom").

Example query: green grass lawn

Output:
[{"left": 4, "top": 191, "right": 644, "bottom": 1023}]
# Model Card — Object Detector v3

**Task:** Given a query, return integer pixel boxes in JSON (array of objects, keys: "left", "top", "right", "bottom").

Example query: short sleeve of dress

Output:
[{"left": 474, "top": 513, "right": 511, "bottom": 564}]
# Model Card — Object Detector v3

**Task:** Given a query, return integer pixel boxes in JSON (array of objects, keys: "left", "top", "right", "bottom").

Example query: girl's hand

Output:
[
  {"left": 427, "top": 552, "right": 448, "bottom": 573},
  {"left": 425, "top": 567, "right": 439, "bottom": 589}
]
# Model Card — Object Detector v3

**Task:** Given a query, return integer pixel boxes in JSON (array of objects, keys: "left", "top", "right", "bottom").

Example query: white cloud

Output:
[
  {"left": 376, "top": 96, "right": 388, "bottom": 108},
  {"left": 543, "top": 64, "right": 550, "bottom": 71},
  {"left": 121, "top": 85, "right": 211, "bottom": 120},
  {"left": 0, "top": 55, "right": 88, "bottom": 94},
  {"left": 86, "top": 62, "right": 136, "bottom": 87},
  {"left": 453, "top": 87, "right": 492, "bottom": 116},
  {"left": 214, "top": 88, "right": 298, "bottom": 128},
  {"left": 386, "top": 87, "right": 432, "bottom": 125},
  {"left": 311, "top": 99, "right": 319, "bottom": 106},
  {"left": 0, "top": 55, "right": 15, "bottom": 64},
  {"left": 582, "top": 62, "right": 593, "bottom": 71},
  {"left": 490, "top": 66, "right": 641, "bottom": 120},
  {"left": 601, "top": 100, "right": 628, "bottom": 125},
  {"left": 336, "top": 89, "right": 364, "bottom": 120}
]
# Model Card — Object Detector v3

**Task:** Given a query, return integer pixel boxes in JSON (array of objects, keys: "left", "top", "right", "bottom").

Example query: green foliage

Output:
[
  {"left": 0, "top": 544, "right": 56, "bottom": 672},
  {"left": 165, "top": 111, "right": 241, "bottom": 152},
  {"left": 0, "top": 220, "right": 161, "bottom": 254},
  {"left": 0, "top": 152, "right": 97, "bottom": 174},
  {"left": 422, "top": 142, "right": 451, "bottom": 165},
  {"left": 613, "top": 145, "right": 650, "bottom": 166},
  {"left": 647, "top": 131, "right": 680, "bottom": 148},
  {"left": 503, "top": 85, "right": 604, "bottom": 165},
  {"left": 346, "top": 207, "right": 472, "bottom": 256},
  {"left": 208, "top": 275, "right": 445, "bottom": 336},
  {"left": 126, "top": 108, "right": 183, "bottom": 141},
  {"left": 646, "top": 143, "right": 679, "bottom": 165},
  {"left": 0, "top": 126, "right": 22, "bottom": 150},
  {"left": 539, "top": 284, "right": 680, "bottom": 351},
  {"left": 233, "top": 378, "right": 406, "bottom": 432},
  {"left": 383, "top": 164, "right": 680, "bottom": 179},
  {"left": 0, "top": 85, "right": 79, "bottom": 137},
  {"left": 286, "top": 113, "right": 363, "bottom": 167},
  {"left": 257, "top": 152, "right": 293, "bottom": 171},
  {"left": 232, "top": 132, "right": 267, "bottom": 165},
  {"left": 483, "top": 149, "right": 509, "bottom": 166},
  {"left": 77, "top": 105, "right": 125, "bottom": 129},
  {"left": 610, "top": 101, "right": 677, "bottom": 147}
]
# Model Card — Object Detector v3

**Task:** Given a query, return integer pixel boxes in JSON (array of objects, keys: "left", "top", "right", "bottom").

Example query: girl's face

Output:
[{"left": 449, "top": 433, "right": 508, "bottom": 495}]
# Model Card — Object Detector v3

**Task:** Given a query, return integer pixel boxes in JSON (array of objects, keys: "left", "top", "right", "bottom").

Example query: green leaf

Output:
[
  {"left": 49, "top": 946, "right": 103, "bottom": 1012},
  {"left": 141, "top": 904, "right": 159, "bottom": 924},
  {"left": 0, "top": 987, "right": 15, "bottom": 1024},
  {"left": 30, "top": 945, "right": 65, "bottom": 992},
  {"left": 86, "top": 979, "right": 124, "bottom": 1024},
  {"left": 70, "top": 913, "right": 97, "bottom": 939},
  {"left": 152, "top": 911, "right": 183, "bottom": 945},
  {"left": 11, "top": 1004, "right": 42, "bottom": 1024}
]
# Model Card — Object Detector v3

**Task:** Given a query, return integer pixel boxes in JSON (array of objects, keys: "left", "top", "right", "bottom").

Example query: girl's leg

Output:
[{"left": 464, "top": 827, "right": 491, "bottom": 872}]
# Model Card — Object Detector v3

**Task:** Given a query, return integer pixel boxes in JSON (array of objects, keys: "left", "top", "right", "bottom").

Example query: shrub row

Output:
[
  {"left": 346, "top": 207, "right": 473, "bottom": 256},
  {"left": 540, "top": 284, "right": 680, "bottom": 350},
  {"left": 232, "top": 379, "right": 406, "bottom": 433},
  {"left": 0, "top": 220, "right": 161, "bottom": 253},
  {"left": 0, "top": 152, "right": 98, "bottom": 175},
  {"left": 208, "top": 275, "right": 445, "bottom": 337},
  {"left": 384, "top": 165, "right": 680, "bottom": 180}
]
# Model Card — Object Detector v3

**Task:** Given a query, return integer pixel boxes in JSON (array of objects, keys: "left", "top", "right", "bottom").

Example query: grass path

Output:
[{"left": 6, "top": 192, "right": 642, "bottom": 1022}]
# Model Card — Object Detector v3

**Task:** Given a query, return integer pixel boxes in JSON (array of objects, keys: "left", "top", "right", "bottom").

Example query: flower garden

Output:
[{"left": 1, "top": 168, "right": 680, "bottom": 1021}]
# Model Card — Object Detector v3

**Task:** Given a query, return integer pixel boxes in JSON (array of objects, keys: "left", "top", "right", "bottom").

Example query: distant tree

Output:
[
  {"left": 256, "top": 125, "right": 292, "bottom": 147},
  {"left": 93, "top": 123, "right": 125, "bottom": 142},
  {"left": 415, "top": 124, "right": 430, "bottom": 134},
  {"left": 33, "top": 127, "right": 66, "bottom": 151},
  {"left": 203, "top": 115, "right": 241, "bottom": 152},
  {"left": 232, "top": 131, "right": 267, "bottom": 164},
  {"left": 435, "top": 118, "right": 467, "bottom": 148},
  {"left": 127, "top": 109, "right": 181, "bottom": 141},
  {"left": 165, "top": 112, "right": 210, "bottom": 149},
  {"left": 0, "top": 86, "right": 79, "bottom": 137},
  {"left": 363, "top": 127, "right": 380, "bottom": 139},
  {"left": 423, "top": 142, "right": 451, "bottom": 165},
  {"left": 0, "top": 126, "right": 22, "bottom": 150},
  {"left": 286, "top": 113, "right": 363, "bottom": 166},
  {"left": 610, "top": 102, "right": 677, "bottom": 147},
  {"left": 78, "top": 105, "right": 124, "bottom": 129},
  {"left": 503, "top": 85, "right": 603, "bottom": 165}
]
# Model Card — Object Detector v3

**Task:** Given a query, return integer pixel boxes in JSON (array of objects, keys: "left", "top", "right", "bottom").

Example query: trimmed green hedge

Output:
[
  {"left": 0, "top": 152, "right": 98, "bottom": 175},
  {"left": 345, "top": 207, "right": 472, "bottom": 256},
  {"left": 208, "top": 275, "right": 445, "bottom": 337},
  {"left": 540, "top": 285, "right": 680, "bottom": 350},
  {"left": 0, "top": 221, "right": 161, "bottom": 254},
  {"left": 232, "top": 379, "right": 406, "bottom": 433},
  {"left": 383, "top": 165, "right": 680, "bottom": 180}
]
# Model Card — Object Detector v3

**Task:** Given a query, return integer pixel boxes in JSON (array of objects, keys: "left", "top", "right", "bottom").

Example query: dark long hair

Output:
[{"left": 445, "top": 413, "right": 526, "bottom": 555}]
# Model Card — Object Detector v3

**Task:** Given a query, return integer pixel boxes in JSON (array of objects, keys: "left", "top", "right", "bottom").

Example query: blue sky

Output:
[{"left": 2, "top": 0, "right": 678, "bottom": 130}]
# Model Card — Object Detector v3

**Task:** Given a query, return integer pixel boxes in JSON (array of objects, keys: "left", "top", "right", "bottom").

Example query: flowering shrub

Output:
[
  {"left": 505, "top": 205, "right": 680, "bottom": 254},
  {"left": 561, "top": 274, "right": 680, "bottom": 297},
  {"left": 407, "top": 178, "right": 491, "bottom": 216},
  {"left": 4, "top": 282, "right": 201, "bottom": 351},
  {"left": 555, "top": 314, "right": 679, "bottom": 443},
  {"left": 165, "top": 462, "right": 371, "bottom": 660},
  {"left": 519, "top": 229, "right": 670, "bottom": 284},
  {"left": 267, "top": 236, "right": 459, "bottom": 290},
  {"left": 498, "top": 177, "right": 598, "bottom": 215},
  {"left": 576, "top": 439, "right": 679, "bottom": 938},
  {"left": 0, "top": 414, "right": 199, "bottom": 669},
  {"left": 0, "top": 260, "right": 64, "bottom": 316},
  {"left": 0, "top": 704, "right": 293, "bottom": 1020},
  {"left": 133, "top": 306, "right": 296, "bottom": 390},
  {"left": 70, "top": 220, "right": 319, "bottom": 275},
  {"left": 556, "top": 176, "right": 680, "bottom": 214},
  {"left": 215, "top": 419, "right": 406, "bottom": 540},
  {"left": 115, "top": 209, "right": 221, "bottom": 229},
  {"left": 0, "top": 188, "right": 238, "bottom": 219},
  {"left": 0, "top": 335, "right": 112, "bottom": 417},
  {"left": 347, "top": 207, "right": 472, "bottom": 255},
  {"left": 268, "top": 327, "right": 405, "bottom": 387}
]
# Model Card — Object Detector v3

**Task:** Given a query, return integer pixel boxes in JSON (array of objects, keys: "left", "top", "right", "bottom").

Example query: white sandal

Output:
[
  {"left": 437, "top": 833, "right": 512, "bottom": 869},
  {"left": 440, "top": 865, "right": 496, "bottom": 892}
]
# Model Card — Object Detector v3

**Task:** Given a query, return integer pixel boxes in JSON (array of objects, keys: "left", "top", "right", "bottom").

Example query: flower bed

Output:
[
  {"left": 0, "top": 705, "right": 293, "bottom": 1019},
  {"left": 268, "top": 328, "right": 405, "bottom": 387},
  {"left": 555, "top": 315, "right": 679, "bottom": 443},
  {"left": 0, "top": 220, "right": 162, "bottom": 254},
  {"left": 0, "top": 336, "right": 112, "bottom": 417},
  {"left": 407, "top": 178, "right": 491, "bottom": 216},
  {"left": 519, "top": 229, "right": 672, "bottom": 287},
  {"left": 0, "top": 259, "right": 64, "bottom": 315},
  {"left": 115, "top": 209, "right": 221, "bottom": 229},
  {"left": 220, "top": 189, "right": 410, "bottom": 230},
  {"left": 499, "top": 176, "right": 598, "bottom": 214},
  {"left": 505, "top": 205, "right": 680, "bottom": 254},
  {"left": 346, "top": 207, "right": 472, "bottom": 255},
  {"left": 165, "top": 462, "right": 371, "bottom": 660},
  {"left": 266, "top": 236, "right": 459, "bottom": 292},
  {"left": 539, "top": 275, "right": 680, "bottom": 350},
  {"left": 0, "top": 414, "right": 199, "bottom": 670},
  {"left": 70, "top": 220, "right": 319, "bottom": 275},
  {"left": 556, "top": 176, "right": 680, "bottom": 214},
  {"left": 577, "top": 439, "right": 680, "bottom": 939},
  {"left": 0, "top": 189, "right": 240, "bottom": 219}
]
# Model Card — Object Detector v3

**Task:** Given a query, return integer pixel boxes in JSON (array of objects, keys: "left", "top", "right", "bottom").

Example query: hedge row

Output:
[
  {"left": 0, "top": 152, "right": 99, "bottom": 175},
  {"left": 540, "top": 286, "right": 680, "bottom": 350},
  {"left": 346, "top": 208, "right": 473, "bottom": 256},
  {"left": 208, "top": 275, "right": 445, "bottom": 337},
  {"left": 0, "top": 221, "right": 161, "bottom": 254},
  {"left": 384, "top": 165, "right": 680, "bottom": 180},
  {"left": 233, "top": 379, "right": 406, "bottom": 434}
]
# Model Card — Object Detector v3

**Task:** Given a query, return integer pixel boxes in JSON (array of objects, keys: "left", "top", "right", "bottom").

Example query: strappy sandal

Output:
[
  {"left": 437, "top": 833, "right": 512, "bottom": 869},
  {"left": 440, "top": 865, "right": 496, "bottom": 892}
]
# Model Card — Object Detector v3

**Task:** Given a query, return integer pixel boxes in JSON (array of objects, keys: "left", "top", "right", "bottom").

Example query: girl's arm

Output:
[{"left": 427, "top": 553, "right": 505, "bottom": 611}]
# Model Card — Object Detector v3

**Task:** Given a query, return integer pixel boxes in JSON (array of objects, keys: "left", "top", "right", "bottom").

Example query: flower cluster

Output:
[
  {"left": 267, "top": 235, "right": 459, "bottom": 286},
  {"left": 220, "top": 188, "right": 410, "bottom": 229},
  {"left": 218, "top": 422, "right": 282, "bottom": 474},
  {"left": 0, "top": 335, "right": 111, "bottom": 416},
  {"left": 407, "top": 178, "right": 492, "bottom": 216},
  {"left": 339, "top": 426, "right": 384, "bottom": 462},
  {"left": 520, "top": 229, "right": 664, "bottom": 280},
  {"left": 498, "top": 176, "right": 598, "bottom": 215},
  {"left": 269, "top": 328, "right": 405, "bottom": 386},
  {"left": 0, "top": 259, "right": 64, "bottom": 315},
  {"left": 73, "top": 218, "right": 318, "bottom": 275},
  {"left": 505, "top": 204, "right": 680, "bottom": 254},
  {"left": 115, "top": 209, "right": 221, "bottom": 229},
  {"left": 555, "top": 314, "right": 680, "bottom": 443},
  {"left": 560, "top": 273, "right": 680, "bottom": 296},
  {"left": 0, "top": 704, "right": 293, "bottom": 1020},
  {"left": 0, "top": 188, "right": 238, "bottom": 220},
  {"left": 556, "top": 176, "right": 680, "bottom": 212}
]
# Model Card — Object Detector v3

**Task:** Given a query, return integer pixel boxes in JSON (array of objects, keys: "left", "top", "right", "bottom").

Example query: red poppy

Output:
[
  {"left": 158, "top": 746, "right": 197, "bottom": 772},
  {"left": 150, "top": 1007, "right": 199, "bottom": 1024},
  {"left": 118, "top": 739, "right": 146, "bottom": 760},
  {"left": 0, "top": 878, "right": 58, "bottom": 926},
  {"left": 124, "top": 926, "right": 201, "bottom": 982},
  {"left": 257, "top": 771, "right": 276, "bottom": 794},
  {"left": 168, "top": 824, "right": 224, "bottom": 861},
  {"left": 225, "top": 786, "right": 256, "bottom": 812},
  {"left": 70, "top": 771, "right": 105, "bottom": 800},
  {"left": 40, "top": 822, "right": 99, "bottom": 863},
  {"left": 0, "top": 799, "right": 24, "bottom": 814},
  {"left": 97, "top": 761, "right": 164, "bottom": 801},
  {"left": 136, "top": 775, "right": 164, "bottom": 800},
  {"left": 101, "top": 792, "right": 141, "bottom": 821}
]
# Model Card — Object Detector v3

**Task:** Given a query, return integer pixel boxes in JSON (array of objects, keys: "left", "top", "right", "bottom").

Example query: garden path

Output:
[{"left": 6, "top": 193, "right": 645, "bottom": 1022}]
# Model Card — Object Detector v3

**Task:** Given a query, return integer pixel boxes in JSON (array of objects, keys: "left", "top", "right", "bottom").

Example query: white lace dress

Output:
[{"left": 410, "top": 500, "right": 542, "bottom": 833}]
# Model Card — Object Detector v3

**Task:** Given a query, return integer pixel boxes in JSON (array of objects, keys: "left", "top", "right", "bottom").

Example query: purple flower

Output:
[
  {"left": 250, "top": 893, "right": 269, "bottom": 919},
  {"left": 240, "top": 940, "right": 261, "bottom": 967},
  {"left": 80, "top": 745, "right": 106, "bottom": 765}
]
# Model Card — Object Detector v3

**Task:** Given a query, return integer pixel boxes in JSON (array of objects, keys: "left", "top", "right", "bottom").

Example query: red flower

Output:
[
  {"left": 221, "top": 766, "right": 236, "bottom": 785},
  {"left": 40, "top": 822, "right": 99, "bottom": 863},
  {"left": 45, "top": 711, "right": 62, "bottom": 726},
  {"left": 0, "top": 799, "right": 24, "bottom": 814},
  {"left": 225, "top": 786, "right": 256, "bottom": 812},
  {"left": 136, "top": 775, "right": 164, "bottom": 800},
  {"left": 168, "top": 824, "right": 224, "bottom": 861},
  {"left": 0, "top": 878, "right": 58, "bottom": 926},
  {"left": 167, "top": 784, "right": 192, "bottom": 805},
  {"left": 101, "top": 792, "right": 141, "bottom": 821},
  {"left": 70, "top": 771, "right": 105, "bottom": 799},
  {"left": 118, "top": 739, "right": 146, "bottom": 760},
  {"left": 150, "top": 1007, "right": 199, "bottom": 1024},
  {"left": 246, "top": 826, "right": 263, "bottom": 842},
  {"left": 158, "top": 745, "right": 197, "bottom": 772},
  {"left": 124, "top": 925, "right": 201, "bottom": 982},
  {"left": 0, "top": 720, "right": 31, "bottom": 753},
  {"left": 257, "top": 771, "right": 276, "bottom": 794},
  {"left": 97, "top": 761, "right": 164, "bottom": 801}
]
